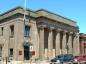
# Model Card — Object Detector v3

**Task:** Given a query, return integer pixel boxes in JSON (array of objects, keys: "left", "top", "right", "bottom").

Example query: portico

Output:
[{"left": 38, "top": 22, "right": 79, "bottom": 60}]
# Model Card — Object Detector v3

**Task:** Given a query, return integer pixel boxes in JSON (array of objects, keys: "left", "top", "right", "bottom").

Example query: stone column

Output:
[
  {"left": 75, "top": 33, "right": 80, "bottom": 56},
  {"left": 62, "top": 31, "right": 67, "bottom": 54},
  {"left": 44, "top": 48, "right": 48, "bottom": 59},
  {"left": 68, "top": 32, "right": 73, "bottom": 54},
  {"left": 39, "top": 27, "right": 45, "bottom": 59},
  {"left": 73, "top": 35, "right": 76, "bottom": 56},
  {"left": 76, "top": 33, "right": 80, "bottom": 56},
  {"left": 52, "top": 48, "right": 55, "bottom": 58},
  {"left": 73, "top": 33, "right": 80, "bottom": 56},
  {"left": 55, "top": 29, "right": 61, "bottom": 56},
  {"left": 48, "top": 27, "right": 54, "bottom": 60}
]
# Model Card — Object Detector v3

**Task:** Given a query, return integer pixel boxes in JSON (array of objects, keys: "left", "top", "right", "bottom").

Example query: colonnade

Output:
[{"left": 39, "top": 25, "right": 79, "bottom": 60}]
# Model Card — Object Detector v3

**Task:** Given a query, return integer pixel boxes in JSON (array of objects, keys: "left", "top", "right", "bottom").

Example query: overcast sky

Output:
[{"left": 0, "top": 0, "right": 86, "bottom": 33}]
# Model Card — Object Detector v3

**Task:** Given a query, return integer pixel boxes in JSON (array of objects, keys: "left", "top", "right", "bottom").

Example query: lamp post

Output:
[
  {"left": 23, "top": 0, "right": 27, "bottom": 23},
  {"left": 23, "top": 0, "right": 32, "bottom": 61},
  {"left": 23, "top": 0, "right": 30, "bottom": 24}
]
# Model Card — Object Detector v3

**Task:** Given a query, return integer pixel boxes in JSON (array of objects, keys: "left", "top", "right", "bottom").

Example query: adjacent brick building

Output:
[{"left": 80, "top": 33, "right": 86, "bottom": 56}]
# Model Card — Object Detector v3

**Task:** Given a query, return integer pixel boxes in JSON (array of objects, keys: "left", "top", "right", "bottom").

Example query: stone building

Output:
[
  {"left": 0, "top": 7, "right": 79, "bottom": 62},
  {"left": 79, "top": 33, "right": 86, "bottom": 56}
]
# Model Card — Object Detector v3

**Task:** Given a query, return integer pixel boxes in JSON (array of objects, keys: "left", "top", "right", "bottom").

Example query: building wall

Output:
[
  {"left": 0, "top": 18, "right": 18, "bottom": 60},
  {"left": 0, "top": 17, "right": 40, "bottom": 61}
]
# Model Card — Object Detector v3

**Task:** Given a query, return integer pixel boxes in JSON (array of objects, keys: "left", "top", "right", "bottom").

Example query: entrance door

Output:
[{"left": 24, "top": 46, "right": 30, "bottom": 60}]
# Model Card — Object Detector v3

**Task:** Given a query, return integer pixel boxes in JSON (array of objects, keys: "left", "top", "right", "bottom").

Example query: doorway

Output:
[{"left": 24, "top": 46, "right": 30, "bottom": 60}]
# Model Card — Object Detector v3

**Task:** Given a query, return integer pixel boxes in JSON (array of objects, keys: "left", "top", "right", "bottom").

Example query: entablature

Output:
[{"left": 37, "top": 18, "right": 79, "bottom": 33}]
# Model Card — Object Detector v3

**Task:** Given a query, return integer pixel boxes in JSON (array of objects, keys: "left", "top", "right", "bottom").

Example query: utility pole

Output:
[
  {"left": 23, "top": 0, "right": 27, "bottom": 25},
  {"left": 23, "top": 0, "right": 30, "bottom": 23}
]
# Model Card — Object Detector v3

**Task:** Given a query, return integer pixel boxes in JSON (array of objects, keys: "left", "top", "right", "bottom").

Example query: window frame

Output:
[
  {"left": 1, "top": 27, "right": 4, "bottom": 36},
  {"left": 24, "top": 25, "right": 30, "bottom": 37},
  {"left": 9, "top": 48, "right": 13, "bottom": 57},
  {"left": 10, "top": 25, "right": 14, "bottom": 38}
]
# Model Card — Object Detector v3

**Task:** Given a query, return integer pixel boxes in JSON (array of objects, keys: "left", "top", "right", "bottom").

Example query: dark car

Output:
[{"left": 50, "top": 54, "right": 74, "bottom": 63}]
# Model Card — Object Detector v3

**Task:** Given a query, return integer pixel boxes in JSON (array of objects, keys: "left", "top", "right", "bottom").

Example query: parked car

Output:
[
  {"left": 50, "top": 54, "right": 74, "bottom": 63},
  {"left": 74, "top": 55, "right": 86, "bottom": 62}
]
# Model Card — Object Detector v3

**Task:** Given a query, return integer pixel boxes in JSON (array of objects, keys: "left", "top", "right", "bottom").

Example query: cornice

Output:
[
  {"left": 0, "top": 6, "right": 78, "bottom": 27},
  {"left": 0, "top": 6, "right": 38, "bottom": 21}
]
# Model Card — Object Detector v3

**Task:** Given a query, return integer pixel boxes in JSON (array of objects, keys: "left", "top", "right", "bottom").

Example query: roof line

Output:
[
  {"left": 36, "top": 9, "right": 76, "bottom": 23},
  {"left": 0, "top": 6, "right": 23, "bottom": 16},
  {"left": 0, "top": 6, "right": 76, "bottom": 23},
  {"left": 0, "top": 6, "right": 36, "bottom": 16},
  {"left": 0, "top": 6, "right": 77, "bottom": 27}
]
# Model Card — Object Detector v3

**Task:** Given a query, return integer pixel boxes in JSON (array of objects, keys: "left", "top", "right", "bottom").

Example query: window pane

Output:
[
  {"left": 1, "top": 27, "right": 3, "bottom": 36},
  {"left": 25, "top": 25, "right": 30, "bottom": 37},
  {"left": 10, "top": 25, "right": 14, "bottom": 37},
  {"left": 10, "top": 48, "right": 13, "bottom": 56}
]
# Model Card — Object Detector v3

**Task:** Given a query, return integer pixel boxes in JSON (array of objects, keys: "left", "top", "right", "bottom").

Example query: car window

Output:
[
  {"left": 57, "top": 55, "right": 64, "bottom": 59},
  {"left": 58, "top": 56, "right": 61, "bottom": 58},
  {"left": 75, "top": 56, "right": 79, "bottom": 58},
  {"left": 64, "top": 54, "right": 74, "bottom": 59},
  {"left": 83, "top": 56, "right": 86, "bottom": 58}
]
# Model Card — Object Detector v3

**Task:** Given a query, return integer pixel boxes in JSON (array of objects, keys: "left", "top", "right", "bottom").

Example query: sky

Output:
[{"left": 0, "top": 0, "right": 86, "bottom": 33}]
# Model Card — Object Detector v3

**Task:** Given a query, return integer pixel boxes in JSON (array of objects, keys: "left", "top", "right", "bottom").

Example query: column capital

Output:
[
  {"left": 76, "top": 33, "right": 79, "bottom": 35},
  {"left": 73, "top": 33, "right": 78, "bottom": 37},
  {"left": 38, "top": 25, "right": 47, "bottom": 30},
  {"left": 63, "top": 30, "right": 68, "bottom": 34},
  {"left": 68, "top": 32, "right": 73, "bottom": 35},
  {"left": 56, "top": 28, "right": 62, "bottom": 32},
  {"left": 49, "top": 27, "right": 55, "bottom": 31},
  {"left": 39, "top": 27, "right": 44, "bottom": 30}
]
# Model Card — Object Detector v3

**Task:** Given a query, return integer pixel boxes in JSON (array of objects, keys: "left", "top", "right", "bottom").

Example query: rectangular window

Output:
[
  {"left": 10, "top": 25, "right": 14, "bottom": 37},
  {"left": 24, "top": 25, "right": 30, "bottom": 37},
  {"left": 9, "top": 48, "right": 13, "bottom": 56},
  {"left": 1, "top": 27, "right": 3, "bottom": 36}
]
